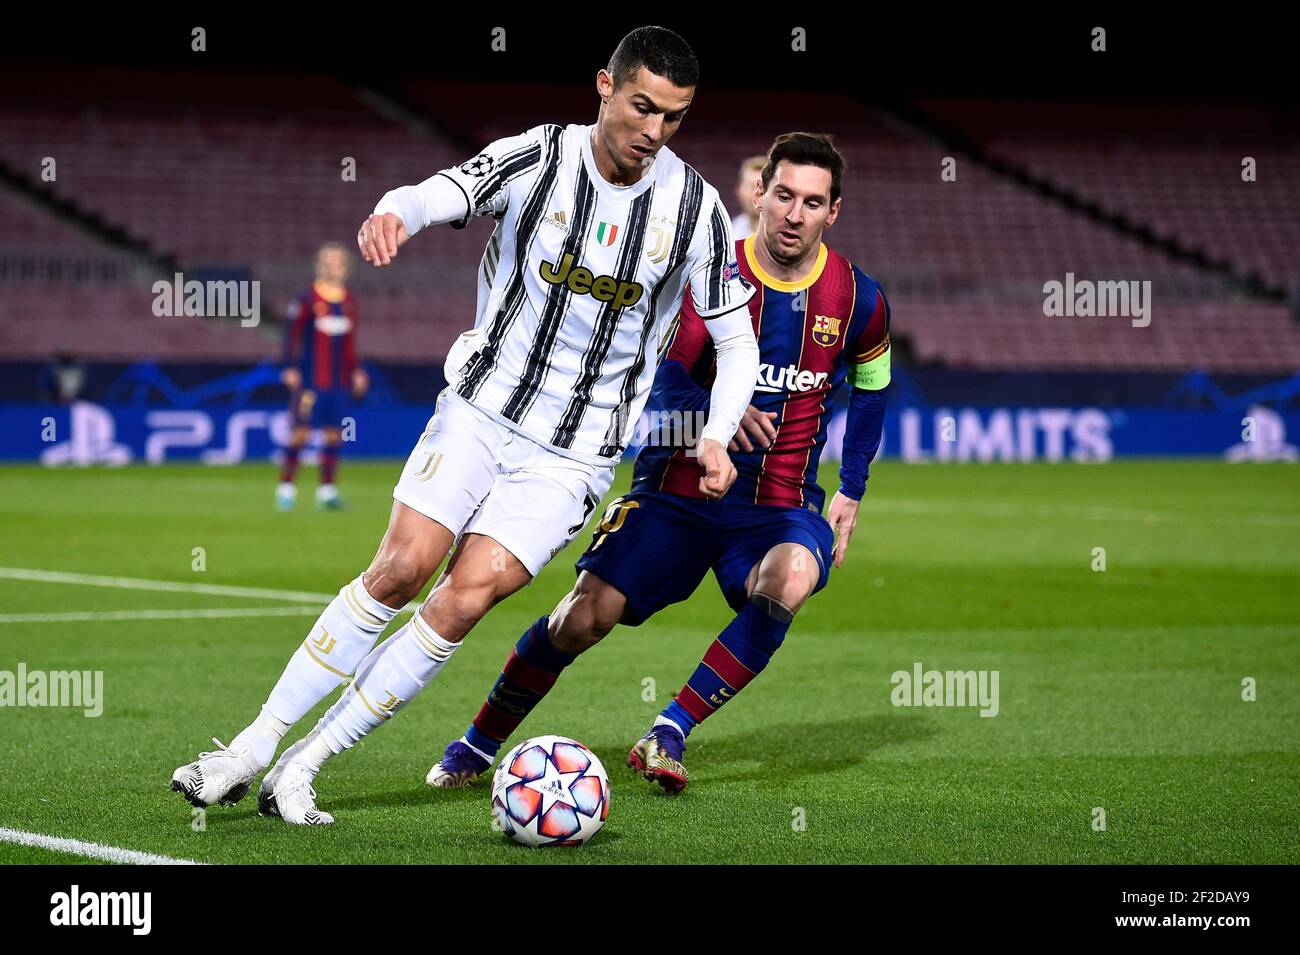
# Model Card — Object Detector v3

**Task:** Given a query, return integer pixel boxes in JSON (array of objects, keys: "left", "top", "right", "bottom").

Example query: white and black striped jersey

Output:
[{"left": 436, "top": 123, "right": 754, "bottom": 465}]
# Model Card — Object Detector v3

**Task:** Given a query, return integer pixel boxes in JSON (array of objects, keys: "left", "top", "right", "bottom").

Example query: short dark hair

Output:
[
  {"left": 760, "top": 132, "right": 845, "bottom": 203},
  {"left": 607, "top": 26, "right": 699, "bottom": 89}
]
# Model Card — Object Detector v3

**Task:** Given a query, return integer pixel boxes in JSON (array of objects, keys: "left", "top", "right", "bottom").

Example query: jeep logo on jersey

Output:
[
  {"left": 755, "top": 362, "right": 829, "bottom": 393},
  {"left": 812, "top": 314, "right": 841, "bottom": 346},
  {"left": 539, "top": 253, "right": 643, "bottom": 309}
]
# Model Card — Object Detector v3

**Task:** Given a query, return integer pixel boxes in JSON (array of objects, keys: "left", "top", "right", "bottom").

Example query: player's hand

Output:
[
  {"left": 827, "top": 490, "right": 860, "bottom": 568},
  {"left": 357, "top": 213, "right": 408, "bottom": 267},
  {"left": 695, "top": 438, "right": 737, "bottom": 500},
  {"left": 280, "top": 367, "right": 301, "bottom": 391},
  {"left": 729, "top": 405, "right": 778, "bottom": 453},
  {"left": 351, "top": 368, "right": 370, "bottom": 398}
]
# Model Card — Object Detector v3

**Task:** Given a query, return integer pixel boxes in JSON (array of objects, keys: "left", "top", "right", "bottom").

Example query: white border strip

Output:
[{"left": 0, "top": 827, "right": 204, "bottom": 865}]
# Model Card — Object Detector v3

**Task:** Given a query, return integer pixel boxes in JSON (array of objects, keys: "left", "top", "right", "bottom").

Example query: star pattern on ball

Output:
[{"left": 521, "top": 757, "right": 583, "bottom": 817}]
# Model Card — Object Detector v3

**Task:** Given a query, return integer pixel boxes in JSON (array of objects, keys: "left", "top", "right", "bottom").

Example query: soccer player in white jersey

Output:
[{"left": 170, "top": 25, "right": 759, "bottom": 825}]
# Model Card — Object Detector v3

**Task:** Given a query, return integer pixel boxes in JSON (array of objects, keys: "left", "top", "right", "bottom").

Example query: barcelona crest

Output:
[{"left": 812, "top": 313, "right": 842, "bottom": 347}]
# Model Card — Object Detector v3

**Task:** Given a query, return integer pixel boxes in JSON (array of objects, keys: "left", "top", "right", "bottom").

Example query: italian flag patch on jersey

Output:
[{"left": 595, "top": 222, "right": 619, "bottom": 246}]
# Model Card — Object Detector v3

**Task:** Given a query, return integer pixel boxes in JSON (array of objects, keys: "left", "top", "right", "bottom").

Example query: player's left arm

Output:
[
  {"left": 281, "top": 296, "right": 308, "bottom": 391},
  {"left": 344, "top": 299, "right": 368, "bottom": 397},
  {"left": 650, "top": 293, "right": 713, "bottom": 417},
  {"left": 829, "top": 279, "right": 892, "bottom": 567},
  {"left": 685, "top": 196, "right": 759, "bottom": 498}
]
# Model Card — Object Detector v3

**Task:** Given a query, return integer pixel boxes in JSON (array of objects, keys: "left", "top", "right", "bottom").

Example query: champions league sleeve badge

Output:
[{"left": 459, "top": 153, "right": 496, "bottom": 177}]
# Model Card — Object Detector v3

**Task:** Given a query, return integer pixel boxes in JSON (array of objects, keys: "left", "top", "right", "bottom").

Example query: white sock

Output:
[
  {"left": 258, "top": 574, "right": 400, "bottom": 735},
  {"left": 228, "top": 706, "right": 291, "bottom": 766},
  {"left": 289, "top": 727, "right": 337, "bottom": 777},
  {"left": 317, "top": 614, "right": 459, "bottom": 752},
  {"left": 459, "top": 736, "right": 494, "bottom": 764}
]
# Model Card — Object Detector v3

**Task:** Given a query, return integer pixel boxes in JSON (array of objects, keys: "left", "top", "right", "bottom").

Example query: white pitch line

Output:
[
  {"left": 0, "top": 567, "right": 336, "bottom": 603},
  {"left": 0, "top": 827, "right": 204, "bottom": 865},
  {"left": 0, "top": 606, "right": 327, "bottom": 624}
]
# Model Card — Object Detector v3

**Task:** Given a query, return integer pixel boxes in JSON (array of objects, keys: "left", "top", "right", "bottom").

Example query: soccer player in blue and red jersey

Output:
[
  {"left": 277, "top": 243, "right": 368, "bottom": 510},
  {"left": 428, "top": 132, "right": 890, "bottom": 792}
]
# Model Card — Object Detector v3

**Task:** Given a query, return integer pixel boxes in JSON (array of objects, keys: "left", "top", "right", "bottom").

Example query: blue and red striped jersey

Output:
[
  {"left": 283, "top": 281, "right": 360, "bottom": 391},
  {"left": 633, "top": 237, "right": 890, "bottom": 512}
]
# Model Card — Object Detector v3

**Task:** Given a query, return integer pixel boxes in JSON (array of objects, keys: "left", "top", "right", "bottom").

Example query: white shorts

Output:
[{"left": 392, "top": 390, "right": 615, "bottom": 576}]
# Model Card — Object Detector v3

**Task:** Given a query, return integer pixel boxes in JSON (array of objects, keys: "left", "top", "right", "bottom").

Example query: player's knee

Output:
[
  {"left": 429, "top": 580, "right": 496, "bottom": 635},
  {"left": 549, "top": 597, "right": 599, "bottom": 654},
  {"left": 750, "top": 588, "right": 798, "bottom": 623},
  {"left": 550, "top": 584, "right": 621, "bottom": 653},
  {"left": 363, "top": 554, "right": 429, "bottom": 606},
  {"left": 753, "top": 556, "right": 817, "bottom": 615}
]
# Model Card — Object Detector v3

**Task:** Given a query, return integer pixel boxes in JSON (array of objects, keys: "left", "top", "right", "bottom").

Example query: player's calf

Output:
[
  {"left": 418, "top": 533, "right": 533, "bottom": 642},
  {"left": 426, "top": 615, "right": 575, "bottom": 786},
  {"left": 427, "top": 576, "right": 624, "bottom": 787},
  {"left": 631, "top": 587, "right": 800, "bottom": 792}
]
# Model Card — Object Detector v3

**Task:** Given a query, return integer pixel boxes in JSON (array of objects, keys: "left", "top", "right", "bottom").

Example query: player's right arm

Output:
[
  {"left": 358, "top": 127, "right": 549, "bottom": 267},
  {"left": 681, "top": 195, "right": 760, "bottom": 498},
  {"left": 653, "top": 294, "right": 775, "bottom": 453}
]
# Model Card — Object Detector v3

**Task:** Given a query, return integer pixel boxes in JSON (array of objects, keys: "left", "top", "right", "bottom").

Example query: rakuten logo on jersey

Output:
[{"left": 754, "top": 362, "right": 828, "bottom": 394}]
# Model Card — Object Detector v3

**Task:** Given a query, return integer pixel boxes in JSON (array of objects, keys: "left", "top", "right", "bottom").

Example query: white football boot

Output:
[
  {"left": 275, "top": 482, "right": 297, "bottom": 511},
  {"left": 258, "top": 733, "right": 334, "bottom": 826},
  {"left": 171, "top": 738, "right": 264, "bottom": 808}
]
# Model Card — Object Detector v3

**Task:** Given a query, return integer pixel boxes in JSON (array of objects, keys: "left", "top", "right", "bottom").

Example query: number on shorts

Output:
[{"left": 592, "top": 498, "right": 639, "bottom": 550}]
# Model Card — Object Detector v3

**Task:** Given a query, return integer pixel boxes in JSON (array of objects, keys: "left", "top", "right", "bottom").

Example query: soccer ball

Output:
[{"left": 490, "top": 735, "right": 610, "bottom": 847}]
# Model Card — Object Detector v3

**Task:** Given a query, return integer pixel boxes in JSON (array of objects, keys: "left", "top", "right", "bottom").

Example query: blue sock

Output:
[
  {"left": 465, "top": 616, "right": 575, "bottom": 759},
  {"left": 660, "top": 601, "right": 790, "bottom": 738}
]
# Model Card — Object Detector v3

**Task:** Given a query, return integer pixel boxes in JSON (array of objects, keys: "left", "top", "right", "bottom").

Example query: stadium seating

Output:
[{"left": 1, "top": 70, "right": 1296, "bottom": 371}]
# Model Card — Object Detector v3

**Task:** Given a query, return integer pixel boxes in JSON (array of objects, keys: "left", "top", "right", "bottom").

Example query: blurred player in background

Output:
[
  {"left": 730, "top": 154, "right": 765, "bottom": 240},
  {"left": 277, "top": 242, "right": 368, "bottom": 511},
  {"left": 428, "top": 132, "right": 891, "bottom": 793}
]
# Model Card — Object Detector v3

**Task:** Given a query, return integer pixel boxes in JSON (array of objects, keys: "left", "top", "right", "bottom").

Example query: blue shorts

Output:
[
  {"left": 575, "top": 490, "right": 835, "bottom": 626},
  {"left": 290, "top": 388, "right": 347, "bottom": 429}
]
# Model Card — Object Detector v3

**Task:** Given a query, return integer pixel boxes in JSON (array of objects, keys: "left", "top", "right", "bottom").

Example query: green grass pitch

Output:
[{"left": 0, "top": 459, "right": 1296, "bottom": 864}]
